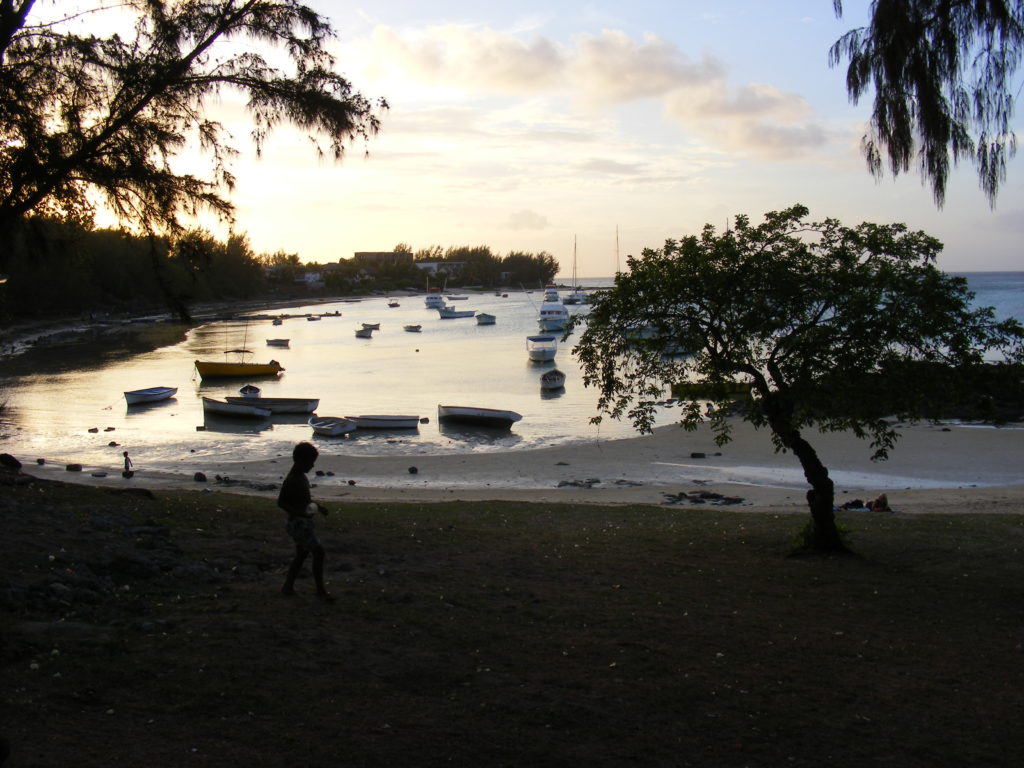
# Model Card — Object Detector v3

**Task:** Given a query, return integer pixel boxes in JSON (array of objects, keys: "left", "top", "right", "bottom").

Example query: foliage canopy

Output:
[
  {"left": 831, "top": 0, "right": 1024, "bottom": 206},
  {"left": 573, "top": 204, "right": 1024, "bottom": 548},
  {"left": 0, "top": 0, "right": 386, "bottom": 261}
]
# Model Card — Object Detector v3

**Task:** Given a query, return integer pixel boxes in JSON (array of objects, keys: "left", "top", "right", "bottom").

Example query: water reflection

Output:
[{"left": 201, "top": 414, "right": 275, "bottom": 434}]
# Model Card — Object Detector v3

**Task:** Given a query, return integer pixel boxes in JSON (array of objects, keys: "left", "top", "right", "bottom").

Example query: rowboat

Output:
[
  {"left": 193, "top": 359, "right": 284, "bottom": 379},
  {"left": 388, "top": 300, "right": 400, "bottom": 308},
  {"left": 225, "top": 396, "right": 319, "bottom": 413},
  {"left": 476, "top": 313, "right": 496, "bottom": 325},
  {"left": 308, "top": 415, "right": 358, "bottom": 437},
  {"left": 362, "top": 322, "right": 381, "bottom": 330},
  {"left": 124, "top": 386, "right": 177, "bottom": 405},
  {"left": 403, "top": 324, "right": 422, "bottom": 333},
  {"left": 201, "top": 396, "right": 272, "bottom": 418},
  {"left": 265, "top": 338, "right": 290, "bottom": 347},
  {"left": 437, "top": 405, "right": 522, "bottom": 429},
  {"left": 438, "top": 306, "right": 475, "bottom": 319},
  {"left": 540, "top": 369, "right": 566, "bottom": 390},
  {"left": 355, "top": 327, "right": 373, "bottom": 338},
  {"left": 526, "top": 335, "right": 558, "bottom": 361},
  {"left": 345, "top": 414, "right": 420, "bottom": 429}
]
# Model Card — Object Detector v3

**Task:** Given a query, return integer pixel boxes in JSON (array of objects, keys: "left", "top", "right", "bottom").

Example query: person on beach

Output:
[
  {"left": 277, "top": 441, "right": 334, "bottom": 602},
  {"left": 122, "top": 451, "right": 133, "bottom": 478}
]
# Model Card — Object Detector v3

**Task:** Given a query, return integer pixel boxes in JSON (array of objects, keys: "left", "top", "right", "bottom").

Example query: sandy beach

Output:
[{"left": 16, "top": 416, "right": 1024, "bottom": 512}]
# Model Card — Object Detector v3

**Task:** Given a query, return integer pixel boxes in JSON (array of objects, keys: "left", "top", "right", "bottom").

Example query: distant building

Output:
[{"left": 354, "top": 251, "right": 413, "bottom": 267}]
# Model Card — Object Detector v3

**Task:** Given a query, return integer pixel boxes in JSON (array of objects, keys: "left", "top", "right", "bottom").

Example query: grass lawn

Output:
[{"left": 2, "top": 472, "right": 1023, "bottom": 767}]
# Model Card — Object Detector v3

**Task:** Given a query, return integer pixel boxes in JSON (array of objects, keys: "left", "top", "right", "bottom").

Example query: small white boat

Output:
[
  {"left": 438, "top": 306, "right": 476, "bottom": 319},
  {"left": 446, "top": 295, "right": 468, "bottom": 301},
  {"left": 362, "top": 322, "right": 381, "bottom": 330},
  {"left": 476, "top": 313, "right": 496, "bottom": 325},
  {"left": 437, "top": 405, "right": 523, "bottom": 429},
  {"left": 355, "top": 327, "right": 373, "bottom": 338},
  {"left": 266, "top": 338, "right": 290, "bottom": 347},
  {"left": 124, "top": 386, "right": 177, "bottom": 405},
  {"left": 238, "top": 384, "right": 261, "bottom": 398},
  {"left": 543, "top": 284, "right": 560, "bottom": 302},
  {"left": 538, "top": 300, "right": 569, "bottom": 331},
  {"left": 403, "top": 324, "right": 422, "bottom": 333},
  {"left": 308, "top": 415, "right": 358, "bottom": 437},
  {"left": 225, "top": 396, "right": 319, "bottom": 413},
  {"left": 346, "top": 414, "right": 420, "bottom": 429},
  {"left": 202, "top": 396, "right": 272, "bottom": 419},
  {"left": 540, "top": 368, "right": 566, "bottom": 390},
  {"left": 527, "top": 335, "right": 558, "bottom": 361},
  {"left": 425, "top": 292, "right": 446, "bottom": 309}
]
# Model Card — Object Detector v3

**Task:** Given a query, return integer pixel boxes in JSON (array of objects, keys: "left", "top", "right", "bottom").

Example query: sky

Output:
[{"left": 68, "top": 1, "right": 1024, "bottom": 275}]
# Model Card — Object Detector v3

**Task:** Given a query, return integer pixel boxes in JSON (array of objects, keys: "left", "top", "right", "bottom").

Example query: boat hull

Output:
[
  {"left": 437, "top": 405, "right": 522, "bottom": 429},
  {"left": 124, "top": 386, "right": 177, "bottom": 405},
  {"left": 346, "top": 415, "right": 420, "bottom": 429},
  {"left": 437, "top": 308, "right": 475, "bottom": 319},
  {"left": 225, "top": 397, "right": 319, "bottom": 414},
  {"left": 527, "top": 335, "right": 558, "bottom": 362},
  {"left": 476, "top": 313, "right": 496, "bottom": 325},
  {"left": 309, "top": 416, "right": 358, "bottom": 436},
  {"left": 201, "top": 397, "right": 272, "bottom": 418},
  {"left": 194, "top": 360, "right": 283, "bottom": 379}
]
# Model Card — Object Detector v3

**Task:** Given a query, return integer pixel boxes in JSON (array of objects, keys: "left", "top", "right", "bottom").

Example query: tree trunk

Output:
[{"left": 763, "top": 399, "right": 845, "bottom": 551}]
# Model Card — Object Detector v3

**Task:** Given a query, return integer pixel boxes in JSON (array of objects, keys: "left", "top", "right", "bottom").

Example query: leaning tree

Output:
[
  {"left": 572, "top": 204, "right": 1024, "bottom": 550},
  {"left": 0, "top": 0, "right": 386, "bottom": 315}
]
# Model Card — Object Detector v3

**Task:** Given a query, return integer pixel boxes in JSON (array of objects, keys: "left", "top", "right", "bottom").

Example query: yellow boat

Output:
[{"left": 194, "top": 359, "right": 284, "bottom": 379}]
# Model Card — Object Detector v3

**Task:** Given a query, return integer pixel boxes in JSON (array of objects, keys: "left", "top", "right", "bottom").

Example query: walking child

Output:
[{"left": 277, "top": 441, "right": 334, "bottom": 602}]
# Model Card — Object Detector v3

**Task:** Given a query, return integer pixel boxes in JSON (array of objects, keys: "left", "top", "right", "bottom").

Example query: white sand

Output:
[{"left": 20, "top": 418, "right": 1024, "bottom": 513}]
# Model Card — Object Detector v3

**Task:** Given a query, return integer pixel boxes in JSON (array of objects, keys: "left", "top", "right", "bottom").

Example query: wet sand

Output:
[{"left": 17, "top": 417, "right": 1024, "bottom": 513}]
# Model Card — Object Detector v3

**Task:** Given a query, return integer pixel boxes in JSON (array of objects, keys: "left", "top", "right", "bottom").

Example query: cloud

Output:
[
  {"left": 504, "top": 209, "right": 551, "bottom": 229},
  {"left": 575, "top": 158, "right": 646, "bottom": 175},
  {"left": 568, "top": 30, "right": 725, "bottom": 104}
]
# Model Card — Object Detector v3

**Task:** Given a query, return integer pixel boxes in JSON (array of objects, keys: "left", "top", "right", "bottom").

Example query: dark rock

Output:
[
  {"left": 107, "top": 441, "right": 118, "bottom": 447},
  {"left": 0, "top": 453, "right": 22, "bottom": 470},
  {"left": 408, "top": 466, "right": 418, "bottom": 474},
  {"left": 690, "top": 452, "right": 706, "bottom": 459},
  {"left": 193, "top": 472, "right": 207, "bottom": 482},
  {"left": 65, "top": 463, "right": 83, "bottom": 472},
  {"left": 348, "top": 479, "right": 356, "bottom": 486},
  {"left": 36, "top": 458, "right": 45, "bottom": 465}
]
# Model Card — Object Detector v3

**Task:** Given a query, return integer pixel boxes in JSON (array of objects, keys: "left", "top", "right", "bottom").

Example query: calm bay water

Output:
[{"left": 0, "top": 273, "right": 1020, "bottom": 473}]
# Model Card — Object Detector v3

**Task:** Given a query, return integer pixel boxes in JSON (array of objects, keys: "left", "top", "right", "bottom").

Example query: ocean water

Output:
[{"left": 0, "top": 272, "right": 1020, "bottom": 472}]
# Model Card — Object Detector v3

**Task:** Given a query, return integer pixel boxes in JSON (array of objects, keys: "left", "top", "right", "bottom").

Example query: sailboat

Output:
[
  {"left": 563, "top": 235, "right": 586, "bottom": 305},
  {"left": 194, "top": 318, "right": 284, "bottom": 379}
]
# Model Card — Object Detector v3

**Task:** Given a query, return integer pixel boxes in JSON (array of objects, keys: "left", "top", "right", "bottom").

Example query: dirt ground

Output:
[{"left": 2, "top": 468, "right": 1023, "bottom": 767}]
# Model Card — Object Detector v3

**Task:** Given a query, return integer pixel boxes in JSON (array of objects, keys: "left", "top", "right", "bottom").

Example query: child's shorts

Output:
[{"left": 286, "top": 516, "right": 321, "bottom": 550}]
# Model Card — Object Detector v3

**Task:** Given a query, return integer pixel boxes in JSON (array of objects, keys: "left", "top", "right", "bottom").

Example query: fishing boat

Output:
[
  {"left": 437, "top": 306, "right": 475, "bottom": 319},
  {"left": 193, "top": 358, "right": 284, "bottom": 379},
  {"left": 476, "top": 313, "right": 496, "bottom": 325},
  {"left": 362, "top": 322, "right": 380, "bottom": 330},
  {"left": 308, "top": 415, "right": 358, "bottom": 437},
  {"left": 225, "top": 390, "right": 319, "bottom": 413},
  {"left": 537, "top": 300, "right": 569, "bottom": 331},
  {"left": 527, "top": 335, "right": 558, "bottom": 362},
  {"left": 543, "top": 284, "right": 560, "bottom": 302},
  {"left": 424, "top": 290, "right": 446, "bottom": 309},
  {"left": 201, "top": 396, "right": 272, "bottom": 418},
  {"left": 403, "top": 324, "right": 422, "bottom": 333},
  {"left": 265, "top": 338, "right": 290, "bottom": 347},
  {"left": 438, "top": 405, "right": 522, "bottom": 429},
  {"left": 345, "top": 414, "right": 420, "bottom": 429},
  {"left": 355, "top": 327, "right": 373, "bottom": 338},
  {"left": 123, "top": 386, "right": 177, "bottom": 405},
  {"left": 540, "top": 369, "right": 566, "bottom": 390}
]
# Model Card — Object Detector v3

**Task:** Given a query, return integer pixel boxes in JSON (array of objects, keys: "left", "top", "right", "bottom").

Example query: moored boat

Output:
[
  {"left": 266, "top": 338, "right": 290, "bottom": 347},
  {"left": 194, "top": 359, "right": 284, "bottom": 379},
  {"left": 225, "top": 396, "right": 319, "bottom": 413},
  {"left": 537, "top": 300, "right": 569, "bottom": 331},
  {"left": 437, "top": 404, "right": 522, "bottom": 429},
  {"left": 201, "top": 396, "right": 272, "bottom": 418},
  {"left": 476, "top": 313, "right": 496, "bottom": 325},
  {"left": 124, "top": 386, "right": 177, "bottom": 405},
  {"left": 308, "top": 415, "right": 358, "bottom": 437},
  {"left": 355, "top": 327, "right": 373, "bottom": 338},
  {"left": 540, "top": 368, "right": 566, "bottom": 390},
  {"left": 527, "top": 335, "right": 558, "bottom": 361},
  {"left": 362, "top": 322, "right": 381, "bottom": 330},
  {"left": 424, "top": 291, "right": 446, "bottom": 309},
  {"left": 345, "top": 414, "right": 420, "bottom": 429},
  {"left": 403, "top": 324, "right": 422, "bottom": 332},
  {"left": 438, "top": 306, "right": 475, "bottom": 319}
]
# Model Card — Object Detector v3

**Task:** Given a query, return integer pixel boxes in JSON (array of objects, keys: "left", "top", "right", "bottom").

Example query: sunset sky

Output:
[{"left": 71, "top": 1, "right": 1024, "bottom": 275}]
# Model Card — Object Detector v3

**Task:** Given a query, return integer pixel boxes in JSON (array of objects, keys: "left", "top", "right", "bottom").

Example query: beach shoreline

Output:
[{"left": 14, "top": 416, "right": 1024, "bottom": 513}]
